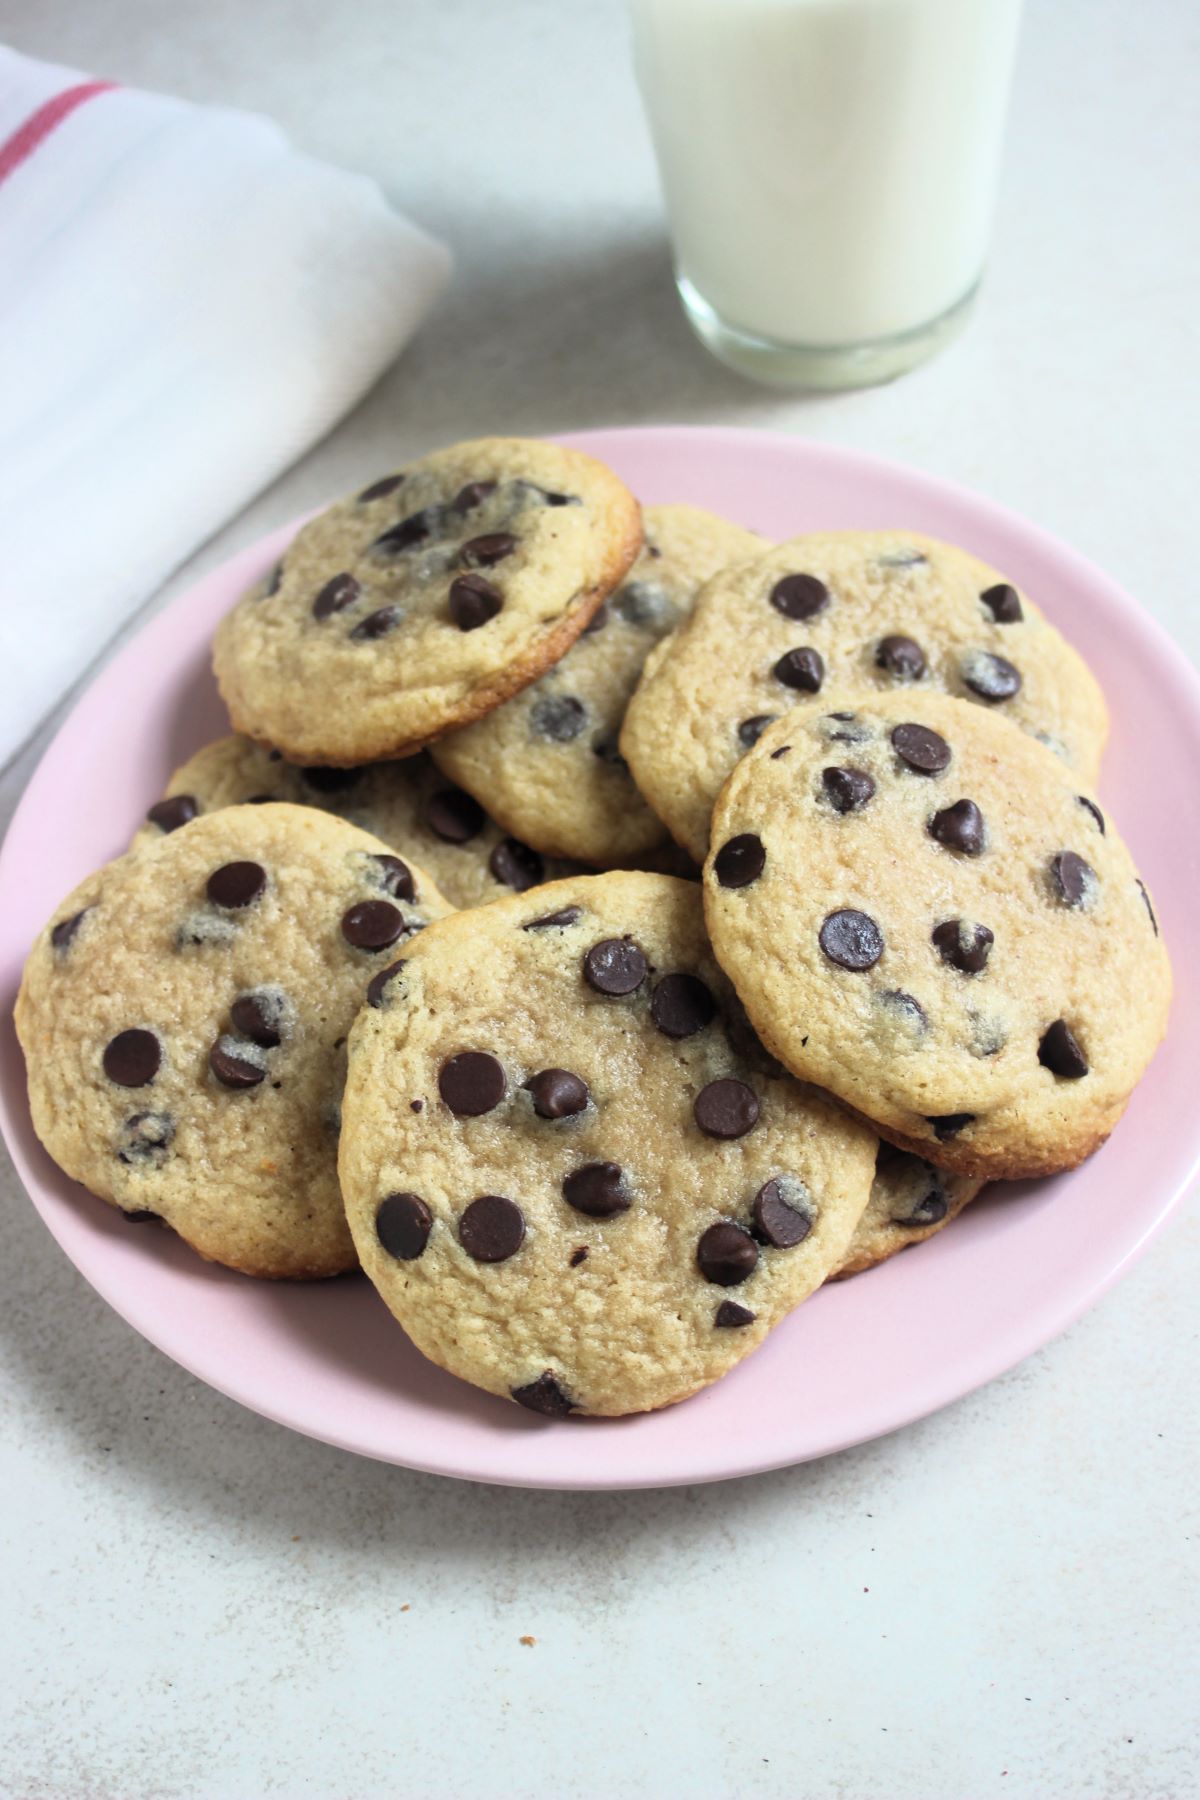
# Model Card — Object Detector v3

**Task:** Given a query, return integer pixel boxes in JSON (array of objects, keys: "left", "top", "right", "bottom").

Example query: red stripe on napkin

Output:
[{"left": 0, "top": 80, "right": 117, "bottom": 187}]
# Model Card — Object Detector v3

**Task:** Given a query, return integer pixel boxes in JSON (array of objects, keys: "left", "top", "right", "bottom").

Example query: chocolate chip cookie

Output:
[
  {"left": 338, "top": 871, "right": 876, "bottom": 1416},
  {"left": 16, "top": 804, "right": 453, "bottom": 1277},
  {"left": 430, "top": 506, "right": 765, "bottom": 864},
  {"left": 703, "top": 695, "right": 1169, "bottom": 1180},
  {"left": 135, "top": 734, "right": 579, "bottom": 911},
  {"left": 212, "top": 438, "right": 643, "bottom": 766},
  {"left": 622, "top": 531, "right": 1108, "bottom": 861},
  {"left": 831, "top": 1143, "right": 984, "bottom": 1280}
]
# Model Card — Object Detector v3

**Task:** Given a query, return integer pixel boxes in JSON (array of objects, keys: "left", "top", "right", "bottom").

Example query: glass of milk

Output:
[{"left": 629, "top": 0, "right": 1024, "bottom": 389}]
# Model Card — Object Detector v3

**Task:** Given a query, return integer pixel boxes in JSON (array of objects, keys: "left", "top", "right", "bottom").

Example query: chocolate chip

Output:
[
  {"left": 892, "top": 723, "right": 950, "bottom": 773},
  {"left": 523, "top": 905, "right": 582, "bottom": 930},
  {"left": 651, "top": 973, "right": 716, "bottom": 1039},
  {"left": 358, "top": 473, "right": 405, "bottom": 502},
  {"left": 452, "top": 479, "right": 497, "bottom": 513},
  {"left": 901, "top": 1179, "right": 948, "bottom": 1227},
  {"left": 411, "top": 1099, "right": 424, "bottom": 1112},
  {"left": 527, "top": 1068, "right": 589, "bottom": 1118},
  {"left": 537, "top": 489, "right": 577, "bottom": 506},
  {"left": 209, "top": 1036, "right": 266, "bottom": 1089},
  {"left": 116, "top": 1112, "right": 174, "bottom": 1168},
  {"left": 372, "top": 508, "right": 437, "bottom": 554},
  {"left": 738, "top": 714, "right": 777, "bottom": 748},
  {"left": 448, "top": 573, "right": 503, "bottom": 630},
  {"left": 103, "top": 1029, "right": 161, "bottom": 1087},
  {"left": 962, "top": 650, "right": 1021, "bottom": 702},
  {"left": 341, "top": 899, "right": 406, "bottom": 951},
  {"left": 753, "top": 1177, "right": 813, "bottom": 1247},
  {"left": 376, "top": 1192, "right": 433, "bottom": 1260},
  {"left": 206, "top": 860, "right": 266, "bottom": 908},
  {"left": 592, "top": 733, "right": 627, "bottom": 767},
  {"left": 981, "top": 582, "right": 1023, "bottom": 623},
  {"left": 312, "top": 572, "right": 361, "bottom": 620},
  {"left": 489, "top": 838, "right": 544, "bottom": 891},
  {"left": 1137, "top": 879, "right": 1159, "bottom": 935},
  {"left": 822, "top": 711, "right": 871, "bottom": 746},
  {"left": 697, "top": 1221, "right": 759, "bottom": 1286},
  {"left": 1038, "top": 1019, "right": 1089, "bottom": 1079},
  {"left": 439, "top": 1051, "right": 506, "bottom": 1116},
  {"left": 51, "top": 908, "right": 90, "bottom": 951},
  {"left": 230, "top": 990, "right": 286, "bottom": 1047},
  {"left": 770, "top": 573, "right": 829, "bottom": 620},
  {"left": 582, "top": 602, "right": 609, "bottom": 633},
  {"left": 714, "top": 1301, "right": 755, "bottom": 1328},
  {"left": 1049, "top": 851, "right": 1096, "bottom": 908},
  {"left": 458, "top": 1195, "right": 525, "bottom": 1262},
  {"left": 366, "top": 960, "right": 405, "bottom": 1007},
  {"left": 1078, "top": 796, "right": 1106, "bottom": 835},
  {"left": 770, "top": 746, "right": 791, "bottom": 760},
  {"left": 265, "top": 563, "right": 284, "bottom": 596},
  {"left": 693, "top": 1078, "right": 759, "bottom": 1140},
  {"left": 713, "top": 833, "right": 765, "bottom": 888},
  {"left": 512, "top": 1372, "right": 575, "bottom": 1415},
  {"left": 147, "top": 794, "right": 198, "bottom": 833},
  {"left": 584, "top": 937, "right": 647, "bottom": 996},
  {"left": 968, "top": 1013, "right": 1007, "bottom": 1058},
  {"left": 932, "top": 919, "right": 994, "bottom": 974},
  {"left": 819, "top": 909, "right": 884, "bottom": 971},
  {"left": 569, "top": 1247, "right": 588, "bottom": 1267},
  {"left": 530, "top": 693, "right": 587, "bottom": 742},
  {"left": 301, "top": 765, "right": 361, "bottom": 794},
  {"left": 929, "top": 798, "right": 986, "bottom": 856},
  {"left": 926, "top": 1113, "right": 975, "bottom": 1140},
  {"left": 460, "top": 532, "right": 517, "bottom": 569},
  {"left": 879, "top": 990, "right": 928, "bottom": 1035},
  {"left": 612, "top": 582, "right": 677, "bottom": 632},
  {"left": 371, "top": 853, "right": 415, "bottom": 900},
  {"left": 425, "top": 786, "right": 485, "bottom": 843},
  {"left": 175, "top": 911, "right": 236, "bottom": 949},
  {"left": 350, "top": 605, "right": 401, "bottom": 641},
  {"left": 773, "top": 647, "right": 825, "bottom": 692},
  {"left": 822, "top": 767, "right": 875, "bottom": 813},
  {"left": 562, "top": 1162, "right": 630, "bottom": 1218},
  {"left": 876, "top": 635, "right": 926, "bottom": 680}
]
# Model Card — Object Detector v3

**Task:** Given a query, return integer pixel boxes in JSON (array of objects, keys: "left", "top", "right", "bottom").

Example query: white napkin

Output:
[{"left": 0, "top": 47, "right": 452, "bottom": 769}]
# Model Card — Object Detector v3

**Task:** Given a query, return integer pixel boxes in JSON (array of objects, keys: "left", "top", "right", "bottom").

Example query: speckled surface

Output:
[{"left": 1, "top": 0, "right": 1196, "bottom": 1793}]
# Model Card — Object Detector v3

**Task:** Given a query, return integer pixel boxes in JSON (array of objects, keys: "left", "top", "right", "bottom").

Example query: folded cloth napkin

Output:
[{"left": 0, "top": 46, "right": 451, "bottom": 770}]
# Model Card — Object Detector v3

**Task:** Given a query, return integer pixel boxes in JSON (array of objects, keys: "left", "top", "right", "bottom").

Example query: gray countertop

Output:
[{"left": 1, "top": 1, "right": 1196, "bottom": 1795}]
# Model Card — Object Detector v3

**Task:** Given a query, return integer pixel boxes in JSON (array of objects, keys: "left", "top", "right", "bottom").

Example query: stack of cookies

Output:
[{"left": 15, "top": 437, "right": 1171, "bottom": 1420}]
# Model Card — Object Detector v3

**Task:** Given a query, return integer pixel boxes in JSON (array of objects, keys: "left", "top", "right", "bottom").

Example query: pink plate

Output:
[{"left": 2, "top": 427, "right": 1197, "bottom": 1489}]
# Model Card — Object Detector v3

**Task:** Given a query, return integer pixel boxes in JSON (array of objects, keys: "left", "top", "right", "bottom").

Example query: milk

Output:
[{"left": 630, "top": 0, "right": 1023, "bottom": 382}]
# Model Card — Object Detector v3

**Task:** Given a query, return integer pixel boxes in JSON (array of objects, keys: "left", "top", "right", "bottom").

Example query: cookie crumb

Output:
[
  {"left": 401, "top": 1604, "right": 411, "bottom": 1613},
  {"left": 519, "top": 1635, "right": 536, "bottom": 1647}
]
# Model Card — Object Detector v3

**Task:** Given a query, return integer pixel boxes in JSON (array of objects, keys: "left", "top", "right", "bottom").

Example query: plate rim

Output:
[{"left": 2, "top": 422, "right": 1198, "bottom": 1490}]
